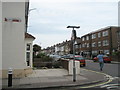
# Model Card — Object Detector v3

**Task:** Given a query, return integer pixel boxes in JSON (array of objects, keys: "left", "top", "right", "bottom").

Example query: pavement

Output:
[
  {"left": 111, "top": 61, "right": 120, "bottom": 64},
  {"left": 1, "top": 68, "right": 109, "bottom": 89}
]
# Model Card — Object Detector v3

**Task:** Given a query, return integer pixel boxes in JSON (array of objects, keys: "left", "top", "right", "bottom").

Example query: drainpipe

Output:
[{"left": 109, "top": 27, "right": 112, "bottom": 57}]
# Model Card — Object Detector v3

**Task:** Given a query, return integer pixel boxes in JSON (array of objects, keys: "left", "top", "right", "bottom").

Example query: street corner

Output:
[{"left": 78, "top": 69, "right": 113, "bottom": 88}]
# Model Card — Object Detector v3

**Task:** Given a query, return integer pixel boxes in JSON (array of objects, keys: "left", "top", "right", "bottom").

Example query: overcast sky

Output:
[{"left": 28, "top": 0, "right": 118, "bottom": 49}]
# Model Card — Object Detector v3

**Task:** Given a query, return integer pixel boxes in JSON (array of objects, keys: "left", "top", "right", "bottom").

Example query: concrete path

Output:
[{"left": 2, "top": 68, "right": 108, "bottom": 89}]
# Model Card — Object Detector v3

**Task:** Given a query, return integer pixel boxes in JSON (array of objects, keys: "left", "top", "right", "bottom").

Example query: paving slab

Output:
[{"left": 2, "top": 68, "right": 107, "bottom": 89}]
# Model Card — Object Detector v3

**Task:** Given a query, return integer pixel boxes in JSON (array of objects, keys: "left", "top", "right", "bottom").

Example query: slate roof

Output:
[{"left": 25, "top": 33, "right": 35, "bottom": 39}]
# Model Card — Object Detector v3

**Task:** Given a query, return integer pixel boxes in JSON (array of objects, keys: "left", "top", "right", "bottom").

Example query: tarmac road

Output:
[
  {"left": 83, "top": 60, "right": 120, "bottom": 90},
  {"left": 84, "top": 60, "right": 119, "bottom": 77}
]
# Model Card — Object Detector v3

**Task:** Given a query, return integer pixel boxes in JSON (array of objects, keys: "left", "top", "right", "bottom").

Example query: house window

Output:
[
  {"left": 104, "top": 50, "right": 109, "bottom": 54},
  {"left": 86, "top": 43, "right": 89, "bottom": 48},
  {"left": 82, "top": 43, "right": 85, "bottom": 47},
  {"left": 98, "top": 32, "right": 101, "bottom": 38},
  {"left": 92, "top": 50, "right": 98, "bottom": 55},
  {"left": 80, "top": 44, "right": 81, "bottom": 48},
  {"left": 61, "top": 46, "right": 64, "bottom": 51},
  {"left": 27, "top": 44, "right": 30, "bottom": 50},
  {"left": 102, "top": 31, "right": 108, "bottom": 37},
  {"left": 118, "top": 31, "right": 120, "bottom": 36},
  {"left": 26, "top": 52, "right": 30, "bottom": 66},
  {"left": 86, "top": 36, "right": 89, "bottom": 40},
  {"left": 26, "top": 43, "right": 31, "bottom": 66},
  {"left": 92, "top": 34, "right": 96, "bottom": 39},
  {"left": 98, "top": 41, "right": 101, "bottom": 47},
  {"left": 92, "top": 42, "right": 96, "bottom": 47},
  {"left": 75, "top": 45, "right": 79, "bottom": 49},
  {"left": 82, "top": 37, "right": 85, "bottom": 41},
  {"left": 103, "top": 40, "right": 109, "bottom": 46},
  {"left": 117, "top": 30, "right": 120, "bottom": 40}
]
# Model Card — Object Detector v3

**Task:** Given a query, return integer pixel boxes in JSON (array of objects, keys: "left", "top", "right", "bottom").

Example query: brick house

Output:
[{"left": 79, "top": 26, "right": 119, "bottom": 59}]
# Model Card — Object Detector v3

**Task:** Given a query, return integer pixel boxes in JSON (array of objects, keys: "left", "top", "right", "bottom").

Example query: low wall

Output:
[
  {"left": 1, "top": 67, "right": 33, "bottom": 78},
  {"left": 33, "top": 58, "right": 53, "bottom": 68},
  {"left": 60, "top": 58, "right": 80, "bottom": 75},
  {"left": 60, "top": 59, "right": 69, "bottom": 70},
  {"left": 111, "top": 55, "right": 120, "bottom": 62},
  {"left": 33, "top": 62, "right": 53, "bottom": 68}
]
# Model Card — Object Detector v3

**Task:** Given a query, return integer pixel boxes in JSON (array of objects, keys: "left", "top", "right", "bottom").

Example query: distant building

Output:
[
  {"left": 116, "top": 29, "right": 120, "bottom": 51},
  {"left": 64, "top": 40, "right": 71, "bottom": 55},
  {"left": 80, "top": 34, "right": 91, "bottom": 57},
  {"left": 75, "top": 37, "right": 81, "bottom": 55},
  {"left": 43, "top": 26, "right": 119, "bottom": 61}
]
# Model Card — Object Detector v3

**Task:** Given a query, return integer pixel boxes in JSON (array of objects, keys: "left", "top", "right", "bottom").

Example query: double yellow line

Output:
[{"left": 80, "top": 69, "right": 113, "bottom": 88}]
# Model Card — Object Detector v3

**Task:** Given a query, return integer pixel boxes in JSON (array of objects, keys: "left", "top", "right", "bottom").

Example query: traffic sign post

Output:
[{"left": 67, "top": 26, "right": 80, "bottom": 82}]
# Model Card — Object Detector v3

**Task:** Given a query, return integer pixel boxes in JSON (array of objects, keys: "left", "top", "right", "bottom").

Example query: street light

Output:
[
  {"left": 67, "top": 25, "right": 80, "bottom": 82},
  {"left": 67, "top": 26, "right": 80, "bottom": 29}
]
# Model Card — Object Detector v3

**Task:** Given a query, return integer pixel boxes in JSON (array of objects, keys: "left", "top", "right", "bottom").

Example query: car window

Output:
[
  {"left": 103, "top": 55, "right": 108, "bottom": 57},
  {"left": 75, "top": 57, "right": 84, "bottom": 60}
]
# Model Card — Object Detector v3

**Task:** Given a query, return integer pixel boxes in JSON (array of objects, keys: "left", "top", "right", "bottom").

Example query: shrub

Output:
[
  {"left": 53, "top": 61, "right": 62, "bottom": 68},
  {"left": 112, "top": 51, "right": 120, "bottom": 56},
  {"left": 35, "top": 53, "right": 54, "bottom": 62}
]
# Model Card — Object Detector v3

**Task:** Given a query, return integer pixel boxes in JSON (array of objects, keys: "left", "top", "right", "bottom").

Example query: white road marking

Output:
[
  {"left": 100, "top": 83, "right": 120, "bottom": 88},
  {"left": 80, "top": 69, "right": 113, "bottom": 88}
]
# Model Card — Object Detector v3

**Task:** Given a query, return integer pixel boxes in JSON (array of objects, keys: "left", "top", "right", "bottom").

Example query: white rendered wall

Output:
[
  {"left": 0, "top": 1, "right": 2, "bottom": 89},
  {"left": 2, "top": 2, "right": 27, "bottom": 70},
  {"left": 0, "top": 1, "right": 2, "bottom": 70}
]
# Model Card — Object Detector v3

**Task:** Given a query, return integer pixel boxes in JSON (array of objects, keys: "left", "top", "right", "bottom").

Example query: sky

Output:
[{"left": 28, "top": 0, "right": 119, "bottom": 49}]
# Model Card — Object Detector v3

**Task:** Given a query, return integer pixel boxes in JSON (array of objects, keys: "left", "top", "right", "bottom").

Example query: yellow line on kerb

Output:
[{"left": 80, "top": 69, "right": 113, "bottom": 88}]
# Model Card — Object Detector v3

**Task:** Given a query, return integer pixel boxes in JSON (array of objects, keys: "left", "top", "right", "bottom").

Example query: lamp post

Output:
[{"left": 67, "top": 26, "right": 80, "bottom": 82}]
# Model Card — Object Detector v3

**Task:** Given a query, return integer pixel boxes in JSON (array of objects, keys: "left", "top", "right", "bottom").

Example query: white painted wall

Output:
[
  {"left": 68, "top": 60, "right": 80, "bottom": 75},
  {"left": 2, "top": 2, "right": 27, "bottom": 69},
  {"left": 25, "top": 38, "right": 34, "bottom": 67},
  {"left": 0, "top": 1, "right": 2, "bottom": 71},
  {"left": 0, "top": 1, "right": 2, "bottom": 89}
]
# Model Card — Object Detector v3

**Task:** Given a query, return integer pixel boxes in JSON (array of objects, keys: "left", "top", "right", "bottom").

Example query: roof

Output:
[
  {"left": 81, "top": 26, "right": 119, "bottom": 37},
  {"left": 25, "top": 33, "right": 35, "bottom": 39},
  {"left": 90, "top": 26, "right": 119, "bottom": 34}
]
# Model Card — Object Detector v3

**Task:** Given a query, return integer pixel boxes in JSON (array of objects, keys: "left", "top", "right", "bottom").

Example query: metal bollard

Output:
[{"left": 8, "top": 68, "right": 13, "bottom": 87}]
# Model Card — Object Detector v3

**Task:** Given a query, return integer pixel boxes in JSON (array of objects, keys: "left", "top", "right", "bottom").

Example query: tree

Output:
[{"left": 33, "top": 44, "right": 41, "bottom": 56}]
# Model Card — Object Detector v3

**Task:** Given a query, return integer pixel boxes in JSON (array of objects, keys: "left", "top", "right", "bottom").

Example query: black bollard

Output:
[{"left": 8, "top": 68, "right": 12, "bottom": 87}]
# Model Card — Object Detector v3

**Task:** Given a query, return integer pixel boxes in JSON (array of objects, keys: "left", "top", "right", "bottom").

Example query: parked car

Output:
[
  {"left": 93, "top": 55, "right": 111, "bottom": 63},
  {"left": 61, "top": 54, "right": 74, "bottom": 59},
  {"left": 49, "top": 54, "right": 61, "bottom": 61},
  {"left": 74, "top": 55, "right": 86, "bottom": 67}
]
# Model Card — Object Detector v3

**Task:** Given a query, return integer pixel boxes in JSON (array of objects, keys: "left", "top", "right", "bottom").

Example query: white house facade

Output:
[
  {"left": 0, "top": 0, "right": 2, "bottom": 80},
  {"left": 25, "top": 33, "right": 35, "bottom": 68},
  {"left": 1, "top": 0, "right": 35, "bottom": 78}
]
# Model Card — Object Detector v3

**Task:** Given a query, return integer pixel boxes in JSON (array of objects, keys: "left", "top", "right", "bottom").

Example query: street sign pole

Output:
[
  {"left": 67, "top": 26, "right": 80, "bottom": 82},
  {"left": 73, "top": 38, "right": 76, "bottom": 82}
]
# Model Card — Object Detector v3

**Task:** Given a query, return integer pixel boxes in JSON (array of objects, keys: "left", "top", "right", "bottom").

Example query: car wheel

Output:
[
  {"left": 83, "top": 64, "right": 86, "bottom": 67},
  {"left": 80, "top": 64, "right": 86, "bottom": 67},
  {"left": 93, "top": 60, "right": 96, "bottom": 62},
  {"left": 108, "top": 61, "right": 111, "bottom": 63}
]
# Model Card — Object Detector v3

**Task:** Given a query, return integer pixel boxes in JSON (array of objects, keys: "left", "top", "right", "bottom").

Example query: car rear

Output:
[
  {"left": 103, "top": 55, "right": 111, "bottom": 63},
  {"left": 93, "top": 55, "right": 111, "bottom": 63},
  {"left": 75, "top": 55, "right": 86, "bottom": 67},
  {"left": 93, "top": 57, "right": 98, "bottom": 62}
]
